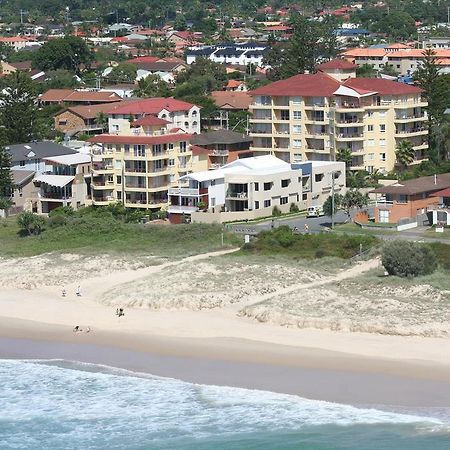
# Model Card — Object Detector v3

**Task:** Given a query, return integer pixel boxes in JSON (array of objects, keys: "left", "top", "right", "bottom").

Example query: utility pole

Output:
[{"left": 331, "top": 171, "right": 335, "bottom": 229}]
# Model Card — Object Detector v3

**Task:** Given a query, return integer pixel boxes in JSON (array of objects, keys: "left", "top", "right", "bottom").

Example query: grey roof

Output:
[
  {"left": 8, "top": 141, "right": 77, "bottom": 164},
  {"left": 371, "top": 173, "right": 450, "bottom": 196},
  {"left": 444, "top": 108, "right": 450, "bottom": 115},
  {"left": 192, "top": 129, "right": 252, "bottom": 146},
  {"left": 11, "top": 169, "right": 35, "bottom": 186}
]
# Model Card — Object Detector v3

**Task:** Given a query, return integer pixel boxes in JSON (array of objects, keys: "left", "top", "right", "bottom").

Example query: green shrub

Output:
[
  {"left": 17, "top": 211, "right": 46, "bottom": 235},
  {"left": 272, "top": 206, "right": 282, "bottom": 216},
  {"left": 48, "top": 214, "right": 67, "bottom": 228},
  {"left": 315, "top": 249, "right": 326, "bottom": 258},
  {"left": 48, "top": 205, "right": 75, "bottom": 217},
  {"left": 382, "top": 241, "right": 437, "bottom": 277},
  {"left": 289, "top": 203, "right": 299, "bottom": 213}
]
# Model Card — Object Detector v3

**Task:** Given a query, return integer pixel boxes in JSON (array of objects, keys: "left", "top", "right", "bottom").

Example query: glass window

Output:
[
  {"left": 264, "top": 182, "right": 271, "bottom": 191},
  {"left": 292, "top": 96, "right": 301, "bottom": 104},
  {"left": 367, "top": 125, "right": 373, "bottom": 132},
  {"left": 293, "top": 125, "right": 302, "bottom": 134},
  {"left": 281, "top": 179, "right": 290, "bottom": 188},
  {"left": 280, "top": 197, "right": 288, "bottom": 205},
  {"left": 380, "top": 124, "right": 386, "bottom": 132},
  {"left": 380, "top": 153, "right": 386, "bottom": 161},
  {"left": 254, "top": 182, "right": 259, "bottom": 191},
  {"left": 293, "top": 139, "right": 302, "bottom": 148},
  {"left": 264, "top": 199, "right": 271, "bottom": 208},
  {"left": 254, "top": 201, "right": 259, "bottom": 209},
  {"left": 379, "top": 139, "right": 386, "bottom": 147},
  {"left": 293, "top": 111, "right": 302, "bottom": 120}
]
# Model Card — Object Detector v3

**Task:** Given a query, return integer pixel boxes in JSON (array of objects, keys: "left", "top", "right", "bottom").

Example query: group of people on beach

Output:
[
  {"left": 62, "top": 286, "right": 82, "bottom": 297},
  {"left": 116, "top": 308, "right": 125, "bottom": 317},
  {"left": 73, "top": 325, "right": 90, "bottom": 333}
]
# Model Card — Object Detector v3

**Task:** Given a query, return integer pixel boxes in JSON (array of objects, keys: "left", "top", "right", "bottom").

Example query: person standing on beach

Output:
[{"left": 76, "top": 286, "right": 82, "bottom": 297}]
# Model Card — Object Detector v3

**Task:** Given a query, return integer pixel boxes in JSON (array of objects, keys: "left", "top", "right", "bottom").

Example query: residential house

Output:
[
  {"left": 225, "top": 80, "right": 248, "bottom": 91},
  {"left": 168, "top": 155, "right": 345, "bottom": 223},
  {"left": 54, "top": 101, "right": 127, "bottom": 137},
  {"left": 40, "top": 89, "right": 123, "bottom": 106},
  {"left": 191, "top": 129, "right": 253, "bottom": 170},
  {"left": 210, "top": 90, "right": 252, "bottom": 129},
  {"left": 429, "top": 187, "right": 450, "bottom": 225},
  {"left": 249, "top": 61, "right": 428, "bottom": 172},
  {"left": 371, "top": 173, "right": 450, "bottom": 224},
  {"left": 106, "top": 98, "right": 201, "bottom": 134},
  {"left": 87, "top": 106, "right": 197, "bottom": 210},
  {"left": 33, "top": 153, "right": 91, "bottom": 213},
  {"left": 10, "top": 169, "right": 36, "bottom": 213},
  {"left": 0, "top": 36, "right": 30, "bottom": 51},
  {"left": 8, "top": 141, "right": 78, "bottom": 173}
]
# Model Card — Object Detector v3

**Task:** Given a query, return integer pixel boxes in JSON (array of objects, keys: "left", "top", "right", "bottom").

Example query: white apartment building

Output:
[
  {"left": 249, "top": 60, "right": 428, "bottom": 174},
  {"left": 168, "top": 155, "right": 345, "bottom": 223}
]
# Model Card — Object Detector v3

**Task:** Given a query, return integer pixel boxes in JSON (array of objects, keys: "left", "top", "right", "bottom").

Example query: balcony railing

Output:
[
  {"left": 226, "top": 191, "right": 248, "bottom": 199},
  {"left": 209, "top": 149, "right": 229, "bottom": 156},
  {"left": 168, "top": 187, "right": 200, "bottom": 196}
]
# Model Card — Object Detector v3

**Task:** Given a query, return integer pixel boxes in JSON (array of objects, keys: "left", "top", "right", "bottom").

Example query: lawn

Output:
[{"left": 0, "top": 215, "right": 242, "bottom": 258}]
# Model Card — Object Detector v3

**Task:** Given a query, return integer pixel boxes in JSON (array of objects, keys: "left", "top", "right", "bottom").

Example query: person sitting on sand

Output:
[
  {"left": 73, "top": 326, "right": 81, "bottom": 332},
  {"left": 118, "top": 308, "right": 125, "bottom": 317},
  {"left": 85, "top": 327, "right": 91, "bottom": 333}
]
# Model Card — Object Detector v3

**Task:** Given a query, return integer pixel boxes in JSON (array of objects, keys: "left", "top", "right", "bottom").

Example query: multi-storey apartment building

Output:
[
  {"left": 88, "top": 100, "right": 199, "bottom": 210},
  {"left": 249, "top": 60, "right": 428, "bottom": 173}
]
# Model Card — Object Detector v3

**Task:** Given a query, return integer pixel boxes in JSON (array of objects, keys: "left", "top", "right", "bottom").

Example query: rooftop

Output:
[
  {"left": 8, "top": 141, "right": 77, "bottom": 163},
  {"left": 317, "top": 59, "right": 358, "bottom": 70},
  {"left": 371, "top": 173, "right": 450, "bottom": 196},
  {"left": 211, "top": 91, "right": 252, "bottom": 110},
  {"left": 192, "top": 129, "right": 252, "bottom": 146},
  {"left": 108, "top": 98, "right": 198, "bottom": 115}
]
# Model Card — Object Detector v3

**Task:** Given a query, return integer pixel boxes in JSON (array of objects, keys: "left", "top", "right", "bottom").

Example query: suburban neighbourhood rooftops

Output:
[
  {"left": 108, "top": 98, "right": 198, "bottom": 115},
  {"left": 40, "top": 89, "right": 123, "bottom": 103}
]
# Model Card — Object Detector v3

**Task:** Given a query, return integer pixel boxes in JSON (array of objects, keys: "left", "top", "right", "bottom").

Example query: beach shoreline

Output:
[{"left": 2, "top": 316, "right": 450, "bottom": 409}]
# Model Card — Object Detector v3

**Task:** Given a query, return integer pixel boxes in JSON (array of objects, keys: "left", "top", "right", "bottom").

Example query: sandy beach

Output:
[{"left": 1, "top": 249, "right": 450, "bottom": 408}]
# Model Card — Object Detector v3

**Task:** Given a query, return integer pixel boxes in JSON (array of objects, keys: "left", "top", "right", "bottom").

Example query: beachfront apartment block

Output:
[
  {"left": 168, "top": 155, "right": 345, "bottom": 223},
  {"left": 249, "top": 60, "right": 428, "bottom": 174}
]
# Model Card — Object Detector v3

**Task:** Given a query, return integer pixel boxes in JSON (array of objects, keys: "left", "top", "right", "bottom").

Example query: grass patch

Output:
[
  {"left": 0, "top": 214, "right": 242, "bottom": 258},
  {"left": 334, "top": 222, "right": 397, "bottom": 236},
  {"left": 239, "top": 226, "right": 379, "bottom": 259}
]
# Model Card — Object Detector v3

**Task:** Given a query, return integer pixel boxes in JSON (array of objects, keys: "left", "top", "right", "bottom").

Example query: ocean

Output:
[{"left": 0, "top": 359, "right": 449, "bottom": 450}]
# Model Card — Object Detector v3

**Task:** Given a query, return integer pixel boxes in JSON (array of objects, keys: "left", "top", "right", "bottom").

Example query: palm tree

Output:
[
  {"left": 95, "top": 112, "right": 108, "bottom": 129},
  {"left": 336, "top": 148, "right": 352, "bottom": 170},
  {"left": 395, "top": 140, "right": 415, "bottom": 169}
]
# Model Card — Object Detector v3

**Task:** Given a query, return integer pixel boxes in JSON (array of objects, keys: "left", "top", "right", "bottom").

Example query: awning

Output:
[
  {"left": 333, "top": 85, "right": 376, "bottom": 98},
  {"left": 34, "top": 175, "right": 75, "bottom": 188},
  {"left": 43, "top": 153, "right": 91, "bottom": 166}
]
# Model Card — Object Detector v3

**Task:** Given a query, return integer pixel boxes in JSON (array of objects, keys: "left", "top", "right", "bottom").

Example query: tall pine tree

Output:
[
  {"left": 0, "top": 71, "right": 37, "bottom": 145},
  {"left": 0, "top": 137, "right": 14, "bottom": 209}
]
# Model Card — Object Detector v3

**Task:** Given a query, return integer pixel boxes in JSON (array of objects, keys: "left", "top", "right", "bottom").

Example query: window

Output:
[
  {"left": 264, "top": 199, "right": 271, "bottom": 208},
  {"left": 367, "top": 153, "right": 374, "bottom": 160},
  {"left": 133, "top": 145, "right": 146, "bottom": 157},
  {"left": 380, "top": 124, "right": 386, "bottom": 132},
  {"left": 281, "top": 179, "right": 290, "bottom": 188},
  {"left": 169, "top": 174, "right": 176, "bottom": 183},
  {"left": 193, "top": 121, "right": 198, "bottom": 128},
  {"left": 264, "top": 182, "right": 271, "bottom": 191},
  {"left": 293, "top": 111, "right": 301, "bottom": 120},
  {"left": 254, "top": 182, "right": 259, "bottom": 191},
  {"left": 169, "top": 143, "right": 174, "bottom": 150},
  {"left": 168, "top": 159, "right": 175, "bottom": 167},
  {"left": 19, "top": 160, "right": 25, "bottom": 167},
  {"left": 302, "top": 193, "right": 308, "bottom": 201},
  {"left": 398, "top": 194, "right": 407, "bottom": 203},
  {"left": 367, "top": 111, "right": 373, "bottom": 117},
  {"left": 293, "top": 139, "right": 302, "bottom": 148},
  {"left": 315, "top": 174, "right": 324, "bottom": 182},
  {"left": 113, "top": 124, "right": 119, "bottom": 131},
  {"left": 367, "top": 125, "right": 374, "bottom": 132},
  {"left": 117, "top": 191, "right": 122, "bottom": 200},
  {"left": 367, "top": 139, "right": 375, "bottom": 147},
  {"left": 293, "top": 153, "right": 302, "bottom": 162},
  {"left": 280, "top": 196, "right": 288, "bottom": 205},
  {"left": 379, "top": 139, "right": 386, "bottom": 147},
  {"left": 281, "top": 110, "right": 290, "bottom": 120},
  {"left": 184, "top": 122, "right": 189, "bottom": 128},
  {"left": 192, "top": 110, "right": 197, "bottom": 117},
  {"left": 254, "top": 201, "right": 259, "bottom": 210},
  {"left": 161, "top": 113, "right": 167, "bottom": 119},
  {"left": 116, "top": 176, "right": 122, "bottom": 184},
  {"left": 379, "top": 111, "right": 386, "bottom": 118},
  {"left": 180, "top": 141, "right": 187, "bottom": 152},
  {"left": 292, "top": 96, "right": 301, "bottom": 104},
  {"left": 58, "top": 120, "right": 67, "bottom": 125},
  {"left": 380, "top": 153, "right": 386, "bottom": 161},
  {"left": 293, "top": 125, "right": 302, "bottom": 134},
  {"left": 379, "top": 209, "right": 390, "bottom": 223},
  {"left": 124, "top": 144, "right": 130, "bottom": 153}
]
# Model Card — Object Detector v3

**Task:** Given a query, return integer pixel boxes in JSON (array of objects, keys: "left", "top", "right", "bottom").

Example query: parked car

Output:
[{"left": 306, "top": 205, "right": 324, "bottom": 217}]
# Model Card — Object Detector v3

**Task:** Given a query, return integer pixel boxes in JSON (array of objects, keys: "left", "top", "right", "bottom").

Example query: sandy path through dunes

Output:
[{"left": 232, "top": 257, "right": 381, "bottom": 312}]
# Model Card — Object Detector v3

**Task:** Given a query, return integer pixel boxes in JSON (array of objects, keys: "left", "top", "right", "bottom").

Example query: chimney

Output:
[{"left": 434, "top": 174, "right": 437, "bottom": 185}]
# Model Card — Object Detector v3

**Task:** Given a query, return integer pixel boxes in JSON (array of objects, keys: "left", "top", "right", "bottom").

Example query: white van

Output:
[{"left": 306, "top": 205, "right": 324, "bottom": 217}]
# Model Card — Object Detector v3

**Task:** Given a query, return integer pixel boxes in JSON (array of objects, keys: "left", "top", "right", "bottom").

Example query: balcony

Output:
[
  {"left": 394, "top": 114, "right": 427, "bottom": 123},
  {"left": 335, "top": 119, "right": 364, "bottom": 126},
  {"left": 208, "top": 149, "right": 229, "bottom": 156},
  {"left": 226, "top": 191, "right": 248, "bottom": 200},
  {"left": 394, "top": 127, "right": 427, "bottom": 137},
  {"left": 167, "top": 205, "right": 199, "bottom": 214},
  {"left": 335, "top": 133, "right": 364, "bottom": 141},
  {"left": 168, "top": 187, "right": 200, "bottom": 196},
  {"left": 91, "top": 181, "right": 114, "bottom": 189}
]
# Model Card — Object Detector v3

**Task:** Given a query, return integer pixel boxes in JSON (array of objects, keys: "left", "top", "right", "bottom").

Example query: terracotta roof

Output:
[
  {"left": 430, "top": 187, "right": 450, "bottom": 198},
  {"left": 108, "top": 98, "right": 197, "bottom": 115},
  {"left": 341, "top": 48, "right": 388, "bottom": 58},
  {"left": 226, "top": 80, "right": 244, "bottom": 88},
  {"left": 190, "top": 144, "right": 210, "bottom": 156},
  {"left": 60, "top": 102, "right": 126, "bottom": 120},
  {"left": 250, "top": 71, "right": 341, "bottom": 97},
  {"left": 386, "top": 43, "right": 413, "bottom": 49},
  {"left": 87, "top": 133, "right": 192, "bottom": 145},
  {"left": 41, "top": 89, "right": 123, "bottom": 103},
  {"left": 344, "top": 78, "right": 422, "bottom": 95},
  {"left": 371, "top": 174, "right": 450, "bottom": 196},
  {"left": 317, "top": 59, "right": 357, "bottom": 70},
  {"left": 132, "top": 115, "right": 171, "bottom": 126},
  {"left": 211, "top": 91, "right": 252, "bottom": 110},
  {"left": 0, "top": 36, "right": 29, "bottom": 42}
]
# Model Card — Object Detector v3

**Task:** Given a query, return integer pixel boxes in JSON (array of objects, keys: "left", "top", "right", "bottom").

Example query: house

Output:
[
  {"left": 0, "top": 36, "right": 30, "bottom": 51},
  {"left": 429, "top": 187, "right": 450, "bottom": 225},
  {"left": 33, "top": 153, "right": 91, "bottom": 213},
  {"left": 106, "top": 98, "right": 201, "bottom": 134},
  {"left": 211, "top": 91, "right": 252, "bottom": 111},
  {"left": 8, "top": 141, "right": 78, "bottom": 173},
  {"left": 249, "top": 63, "right": 428, "bottom": 172},
  {"left": 225, "top": 80, "right": 247, "bottom": 91},
  {"left": 371, "top": 173, "right": 450, "bottom": 224},
  {"left": 54, "top": 101, "right": 127, "bottom": 137},
  {"left": 167, "top": 155, "right": 345, "bottom": 223},
  {"left": 191, "top": 129, "right": 253, "bottom": 170},
  {"left": 40, "top": 89, "right": 123, "bottom": 106},
  {"left": 10, "top": 169, "right": 36, "bottom": 213}
]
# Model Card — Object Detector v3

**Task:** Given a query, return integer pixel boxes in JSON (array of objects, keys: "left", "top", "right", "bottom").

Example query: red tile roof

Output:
[
  {"left": 132, "top": 115, "right": 171, "bottom": 126},
  {"left": 317, "top": 59, "right": 357, "bottom": 70},
  {"left": 108, "top": 98, "right": 197, "bottom": 115},
  {"left": 190, "top": 144, "right": 210, "bottom": 156},
  {"left": 40, "top": 89, "right": 123, "bottom": 103},
  {"left": 211, "top": 91, "right": 252, "bottom": 110},
  {"left": 87, "top": 133, "right": 192, "bottom": 145},
  {"left": 250, "top": 71, "right": 341, "bottom": 97},
  {"left": 430, "top": 187, "right": 450, "bottom": 198},
  {"left": 344, "top": 78, "right": 422, "bottom": 95}
]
